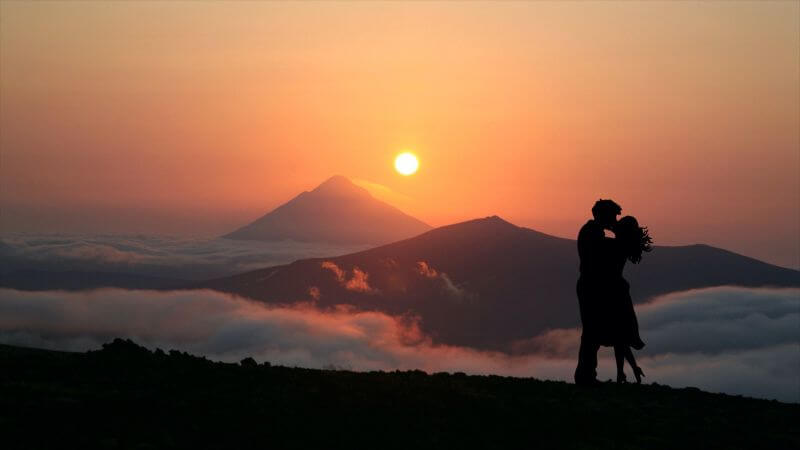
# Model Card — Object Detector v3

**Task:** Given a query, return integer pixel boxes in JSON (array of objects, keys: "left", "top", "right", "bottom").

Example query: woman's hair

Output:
[{"left": 615, "top": 216, "right": 653, "bottom": 263}]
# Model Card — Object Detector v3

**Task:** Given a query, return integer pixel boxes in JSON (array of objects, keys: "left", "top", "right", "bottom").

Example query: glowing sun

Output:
[{"left": 394, "top": 152, "right": 419, "bottom": 176}]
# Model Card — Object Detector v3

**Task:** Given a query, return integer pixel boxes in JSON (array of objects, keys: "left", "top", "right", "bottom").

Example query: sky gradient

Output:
[{"left": 1, "top": 1, "right": 798, "bottom": 268}]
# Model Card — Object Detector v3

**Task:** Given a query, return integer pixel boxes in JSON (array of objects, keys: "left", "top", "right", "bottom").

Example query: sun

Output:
[{"left": 394, "top": 152, "right": 419, "bottom": 176}]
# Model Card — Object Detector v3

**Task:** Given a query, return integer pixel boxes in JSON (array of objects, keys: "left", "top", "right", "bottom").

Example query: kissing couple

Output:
[{"left": 574, "top": 199, "right": 653, "bottom": 385}]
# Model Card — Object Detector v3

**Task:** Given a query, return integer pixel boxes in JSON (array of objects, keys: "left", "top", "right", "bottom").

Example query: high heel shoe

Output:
[
  {"left": 616, "top": 372, "right": 627, "bottom": 383},
  {"left": 633, "top": 366, "right": 645, "bottom": 384}
]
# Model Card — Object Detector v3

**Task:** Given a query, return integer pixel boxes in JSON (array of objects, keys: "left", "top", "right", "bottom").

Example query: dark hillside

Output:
[{"left": 1, "top": 340, "right": 796, "bottom": 450}]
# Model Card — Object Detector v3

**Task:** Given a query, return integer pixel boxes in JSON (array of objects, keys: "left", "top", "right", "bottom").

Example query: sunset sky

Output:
[{"left": 1, "top": 1, "right": 798, "bottom": 268}]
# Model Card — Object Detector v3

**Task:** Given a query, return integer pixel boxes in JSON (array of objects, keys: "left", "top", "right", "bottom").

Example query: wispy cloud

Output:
[
  {"left": 415, "top": 261, "right": 470, "bottom": 299},
  {"left": 321, "top": 261, "right": 377, "bottom": 293},
  {"left": 320, "top": 261, "right": 345, "bottom": 282}
]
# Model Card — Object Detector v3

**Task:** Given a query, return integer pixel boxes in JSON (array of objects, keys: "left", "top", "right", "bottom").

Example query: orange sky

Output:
[{"left": 1, "top": 1, "right": 798, "bottom": 268}]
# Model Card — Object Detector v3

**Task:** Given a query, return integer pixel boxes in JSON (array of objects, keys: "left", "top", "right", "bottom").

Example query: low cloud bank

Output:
[
  {"left": 523, "top": 286, "right": 799, "bottom": 357},
  {"left": 0, "top": 286, "right": 796, "bottom": 402},
  {"left": 516, "top": 286, "right": 799, "bottom": 401},
  {"left": 0, "top": 288, "right": 511, "bottom": 373},
  {"left": 0, "top": 233, "right": 368, "bottom": 280}
]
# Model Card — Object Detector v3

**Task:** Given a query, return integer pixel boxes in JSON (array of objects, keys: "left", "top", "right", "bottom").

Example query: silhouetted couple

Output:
[{"left": 574, "top": 199, "right": 653, "bottom": 385}]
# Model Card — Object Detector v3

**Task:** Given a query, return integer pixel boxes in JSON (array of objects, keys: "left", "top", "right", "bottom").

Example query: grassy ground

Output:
[{"left": 1, "top": 339, "right": 797, "bottom": 450}]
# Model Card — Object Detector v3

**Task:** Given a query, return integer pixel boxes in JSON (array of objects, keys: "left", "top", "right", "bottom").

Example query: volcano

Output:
[{"left": 223, "top": 175, "right": 432, "bottom": 245}]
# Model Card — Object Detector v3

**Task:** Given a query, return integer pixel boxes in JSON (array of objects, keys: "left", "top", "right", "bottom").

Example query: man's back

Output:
[{"left": 578, "top": 220, "right": 607, "bottom": 278}]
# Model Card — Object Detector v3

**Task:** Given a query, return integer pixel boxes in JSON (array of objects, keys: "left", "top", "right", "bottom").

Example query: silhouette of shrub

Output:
[
  {"left": 100, "top": 338, "right": 150, "bottom": 355},
  {"left": 240, "top": 357, "right": 257, "bottom": 368}
]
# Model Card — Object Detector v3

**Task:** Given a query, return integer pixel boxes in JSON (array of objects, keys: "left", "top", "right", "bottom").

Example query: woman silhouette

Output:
[{"left": 608, "top": 215, "right": 652, "bottom": 383}]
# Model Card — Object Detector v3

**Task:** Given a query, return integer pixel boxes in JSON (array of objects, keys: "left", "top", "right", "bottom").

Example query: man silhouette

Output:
[{"left": 574, "top": 199, "right": 621, "bottom": 385}]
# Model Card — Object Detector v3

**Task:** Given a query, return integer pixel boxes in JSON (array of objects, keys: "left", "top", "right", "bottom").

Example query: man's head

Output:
[{"left": 591, "top": 199, "right": 622, "bottom": 227}]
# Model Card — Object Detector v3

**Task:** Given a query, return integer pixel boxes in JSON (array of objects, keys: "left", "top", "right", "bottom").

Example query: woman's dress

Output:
[{"left": 596, "top": 243, "right": 645, "bottom": 349}]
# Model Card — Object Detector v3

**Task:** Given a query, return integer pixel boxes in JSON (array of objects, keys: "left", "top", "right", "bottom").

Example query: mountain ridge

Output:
[{"left": 202, "top": 215, "right": 800, "bottom": 351}]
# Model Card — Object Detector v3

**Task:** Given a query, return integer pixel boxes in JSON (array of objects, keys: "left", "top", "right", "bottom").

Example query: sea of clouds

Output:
[
  {"left": 0, "top": 285, "right": 796, "bottom": 402},
  {"left": 0, "top": 233, "right": 369, "bottom": 280}
]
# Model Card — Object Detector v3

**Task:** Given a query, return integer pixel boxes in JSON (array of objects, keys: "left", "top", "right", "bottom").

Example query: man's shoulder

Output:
[{"left": 578, "top": 220, "right": 603, "bottom": 238}]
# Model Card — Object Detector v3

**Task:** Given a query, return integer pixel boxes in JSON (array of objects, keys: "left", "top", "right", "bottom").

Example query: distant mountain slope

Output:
[
  {"left": 0, "top": 340, "right": 797, "bottom": 449},
  {"left": 223, "top": 175, "right": 432, "bottom": 245},
  {"left": 202, "top": 216, "right": 800, "bottom": 351},
  {"left": 0, "top": 269, "right": 187, "bottom": 291}
]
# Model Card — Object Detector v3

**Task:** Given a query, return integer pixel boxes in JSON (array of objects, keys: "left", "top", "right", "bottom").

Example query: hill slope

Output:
[
  {"left": 223, "top": 175, "right": 432, "bottom": 244},
  {"left": 203, "top": 216, "right": 800, "bottom": 351},
  {"left": 1, "top": 340, "right": 796, "bottom": 450}
]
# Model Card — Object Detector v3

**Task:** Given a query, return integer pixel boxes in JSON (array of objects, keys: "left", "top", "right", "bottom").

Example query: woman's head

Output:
[{"left": 614, "top": 216, "right": 653, "bottom": 263}]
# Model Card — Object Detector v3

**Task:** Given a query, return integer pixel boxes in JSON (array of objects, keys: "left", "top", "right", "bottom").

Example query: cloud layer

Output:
[
  {"left": 0, "top": 286, "right": 796, "bottom": 402},
  {"left": 0, "top": 233, "right": 368, "bottom": 280},
  {"left": 516, "top": 286, "right": 800, "bottom": 401}
]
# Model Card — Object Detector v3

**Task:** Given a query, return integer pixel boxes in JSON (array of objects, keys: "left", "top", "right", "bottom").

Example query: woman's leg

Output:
[
  {"left": 614, "top": 345, "right": 626, "bottom": 382},
  {"left": 623, "top": 347, "right": 645, "bottom": 384}
]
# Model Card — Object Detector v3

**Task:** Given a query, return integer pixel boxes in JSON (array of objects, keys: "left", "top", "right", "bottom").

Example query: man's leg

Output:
[
  {"left": 574, "top": 334, "right": 600, "bottom": 384},
  {"left": 575, "top": 279, "right": 601, "bottom": 384}
]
